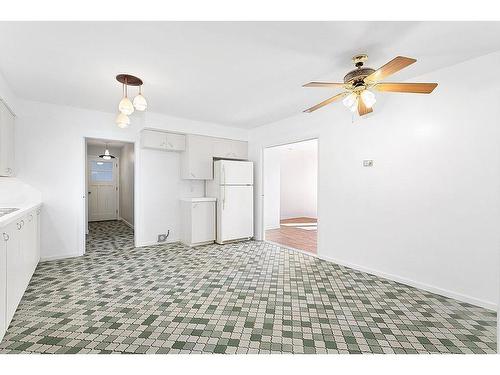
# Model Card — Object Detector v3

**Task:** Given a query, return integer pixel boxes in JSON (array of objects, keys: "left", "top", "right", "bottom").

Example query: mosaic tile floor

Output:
[{"left": 0, "top": 220, "right": 496, "bottom": 354}]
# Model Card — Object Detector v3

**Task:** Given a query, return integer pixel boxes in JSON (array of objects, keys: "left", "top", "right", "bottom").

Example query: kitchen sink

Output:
[{"left": 0, "top": 207, "right": 19, "bottom": 218}]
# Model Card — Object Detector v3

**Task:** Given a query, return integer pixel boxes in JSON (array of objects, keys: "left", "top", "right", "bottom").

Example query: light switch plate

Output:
[{"left": 363, "top": 160, "right": 374, "bottom": 167}]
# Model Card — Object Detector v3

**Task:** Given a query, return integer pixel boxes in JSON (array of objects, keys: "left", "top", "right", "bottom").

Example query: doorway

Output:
[
  {"left": 85, "top": 138, "right": 135, "bottom": 253},
  {"left": 263, "top": 139, "right": 318, "bottom": 254}
]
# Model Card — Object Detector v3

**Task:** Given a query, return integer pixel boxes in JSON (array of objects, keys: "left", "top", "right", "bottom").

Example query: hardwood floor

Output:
[{"left": 265, "top": 217, "right": 317, "bottom": 254}]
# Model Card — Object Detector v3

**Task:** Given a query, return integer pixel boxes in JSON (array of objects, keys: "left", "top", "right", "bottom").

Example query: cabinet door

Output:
[
  {"left": 212, "top": 138, "right": 233, "bottom": 159},
  {"left": 26, "top": 211, "right": 38, "bottom": 275},
  {"left": 0, "top": 229, "right": 6, "bottom": 340},
  {"left": 230, "top": 140, "right": 248, "bottom": 159},
  {"left": 5, "top": 220, "right": 21, "bottom": 326},
  {"left": 181, "top": 135, "right": 213, "bottom": 179},
  {"left": 213, "top": 138, "right": 248, "bottom": 160},
  {"left": 191, "top": 202, "right": 215, "bottom": 243},
  {"left": 0, "top": 101, "right": 15, "bottom": 176},
  {"left": 141, "top": 130, "right": 167, "bottom": 150},
  {"left": 35, "top": 208, "right": 41, "bottom": 263},
  {"left": 165, "top": 133, "right": 186, "bottom": 151}
]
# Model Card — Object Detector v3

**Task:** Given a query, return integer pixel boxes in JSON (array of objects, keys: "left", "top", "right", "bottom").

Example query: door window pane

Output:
[{"left": 91, "top": 161, "right": 113, "bottom": 182}]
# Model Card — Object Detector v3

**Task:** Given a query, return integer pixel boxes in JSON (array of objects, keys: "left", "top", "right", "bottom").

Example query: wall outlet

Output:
[
  {"left": 157, "top": 231, "right": 170, "bottom": 243},
  {"left": 363, "top": 160, "right": 374, "bottom": 167}
]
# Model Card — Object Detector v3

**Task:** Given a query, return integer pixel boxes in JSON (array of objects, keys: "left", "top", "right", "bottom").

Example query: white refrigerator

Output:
[{"left": 206, "top": 160, "right": 254, "bottom": 244}]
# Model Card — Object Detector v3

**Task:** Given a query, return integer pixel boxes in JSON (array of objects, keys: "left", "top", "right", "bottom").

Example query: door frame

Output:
[
  {"left": 261, "top": 137, "right": 320, "bottom": 256},
  {"left": 87, "top": 155, "right": 120, "bottom": 222},
  {"left": 80, "top": 137, "right": 138, "bottom": 256}
]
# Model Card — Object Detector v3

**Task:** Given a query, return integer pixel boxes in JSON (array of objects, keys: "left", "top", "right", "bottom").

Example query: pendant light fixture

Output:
[
  {"left": 118, "top": 79, "right": 134, "bottom": 116},
  {"left": 115, "top": 112, "right": 130, "bottom": 128},
  {"left": 115, "top": 74, "right": 148, "bottom": 128},
  {"left": 99, "top": 144, "right": 116, "bottom": 160},
  {"left": 133, "top": 85, "right": 147, "bottom": 111}
]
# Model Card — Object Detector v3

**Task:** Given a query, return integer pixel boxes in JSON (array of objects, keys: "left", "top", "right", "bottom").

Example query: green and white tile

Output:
[{"left": 0, "top": 220, "right": 496, "bottom": 354}]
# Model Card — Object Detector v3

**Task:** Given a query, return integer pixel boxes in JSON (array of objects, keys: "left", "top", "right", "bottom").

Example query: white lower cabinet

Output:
[
  {"left": 180, "top": 198, "right": 216, "bottom": 246},
  {"left": 0, "top": 230, "right": 6, "bottom": 341},
  {"left": 0, "top": 207, "right": 41, "bottom": 342}
]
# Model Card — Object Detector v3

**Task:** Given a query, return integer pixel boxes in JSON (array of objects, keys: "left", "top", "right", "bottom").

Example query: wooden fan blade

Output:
[
  {"left": 303, "top": 82, "right": 345, "bottom": 88},
  {"left": 365, "top": 56, "right": 416, "bottom": 83},
  {"left": 357, "top": 96, "right": 373, "bottom": 116},
  {"left": 373, "top": 82, "right": 438, "bottom": 94},
  {"left": 303, "top": 92, "right": 348, "bottom": 113}
]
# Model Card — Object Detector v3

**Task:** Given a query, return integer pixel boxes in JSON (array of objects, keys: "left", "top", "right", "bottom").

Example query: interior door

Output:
[
  {"left": 219, "top": 185, "right": 254, "bottom": 242},
  {"left": 88, "top": 157, "right": 118, "bottom": 221}
]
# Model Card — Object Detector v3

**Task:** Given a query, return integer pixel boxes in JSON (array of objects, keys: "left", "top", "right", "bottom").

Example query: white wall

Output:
[
  {"left": 249, "top": 52, "right": 500, "bottom": 310},
  {"left": 279, "top": 140, "right": 317, "bottom": 219},
  {"left": 12, "top": 99, "right": 248, "bottom": 260},
  {"left": 263, "top": 146, "right": 281, "bottom": 230},
  {"left": 119, "top": 143, "right": 134, "bottom": 227},
  {"left": 0, "top": 71, "right": 18, "bottom": 115},
  {"left": 139, "top": 149, "right": 205, "bottom": 245}
]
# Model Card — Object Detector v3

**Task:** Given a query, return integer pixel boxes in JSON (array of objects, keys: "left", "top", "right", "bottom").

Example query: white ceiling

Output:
[{"left": 1, "top": 21, "right": 499, "bottom": 128}]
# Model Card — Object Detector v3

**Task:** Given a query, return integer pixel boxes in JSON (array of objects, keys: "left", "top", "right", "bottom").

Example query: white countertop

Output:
[
  {"left": 180, "top": 197, "right": 217, "bottom": 202},
  {"left": 0, "top": 177, "right": 43, "bottom": 227},
  {"left": 0, "top": 202, "right": 42, "bottom": 227}
]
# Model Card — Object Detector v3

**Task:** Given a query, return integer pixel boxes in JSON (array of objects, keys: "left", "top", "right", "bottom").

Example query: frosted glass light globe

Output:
[
  {"left": 115, "top": 112, "right": 130, "bottom": 128},
  {"left": 342, "top": 92, "right": 357, "bottom": 108},
  {"left": 118, "top": 97, "right": 134, "bottom": 115},
  {"left": 361, "top": 90, "right": 376, "bottom": 108},
  {"left": 133, "top": 93, "right": 147, "bottom": 111}
]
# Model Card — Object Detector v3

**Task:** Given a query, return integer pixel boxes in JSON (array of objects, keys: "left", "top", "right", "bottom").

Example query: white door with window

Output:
[{"left": 88, "top": 157, "right": 118, "bottom": 221}]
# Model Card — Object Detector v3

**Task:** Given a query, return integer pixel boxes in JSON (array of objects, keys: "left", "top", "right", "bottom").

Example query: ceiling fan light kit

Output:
[
  {"left": 303, "top": 54, "right": 438, "bottom": 118},
  {"left": 115, "top": 74, "right": 148, "bottom": 128}
]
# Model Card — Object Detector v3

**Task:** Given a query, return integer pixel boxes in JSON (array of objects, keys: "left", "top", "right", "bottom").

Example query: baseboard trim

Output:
[
  {"left": 317, "top": 253, "right": 497, "bottom": 311},
  {"left": 136, "top": 239, "right": 180, "bottom": 247},
  {"left": 40, "top": 252, "right": 83, "bottom": 262},
  {"left": 119, "top": 217, "right": 134, "bottom": 229}
]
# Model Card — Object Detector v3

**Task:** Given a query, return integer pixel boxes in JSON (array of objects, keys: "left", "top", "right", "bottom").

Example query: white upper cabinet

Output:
[
  {"left": 141, "top": 129, "right": 186, "bottom": 152},
  {"left": 143, "top": 128, "right": 248, "bottom": 180},
  {"left": 180, "top": 135, "right": 248, "bottom": 180},
  {"left": 212, "top": 138, "right": 248, "bottom": 160},
  {"left": 0, "top": 100, "right": 15, "bottom": 177},
  {"left": 180, "top": 134, "right": 214, "bottom": 180}
]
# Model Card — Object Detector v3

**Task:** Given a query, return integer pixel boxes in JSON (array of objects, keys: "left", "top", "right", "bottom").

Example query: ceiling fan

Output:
[{"left": 303, "top": 54, "right": 438, "bottom": 116}]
